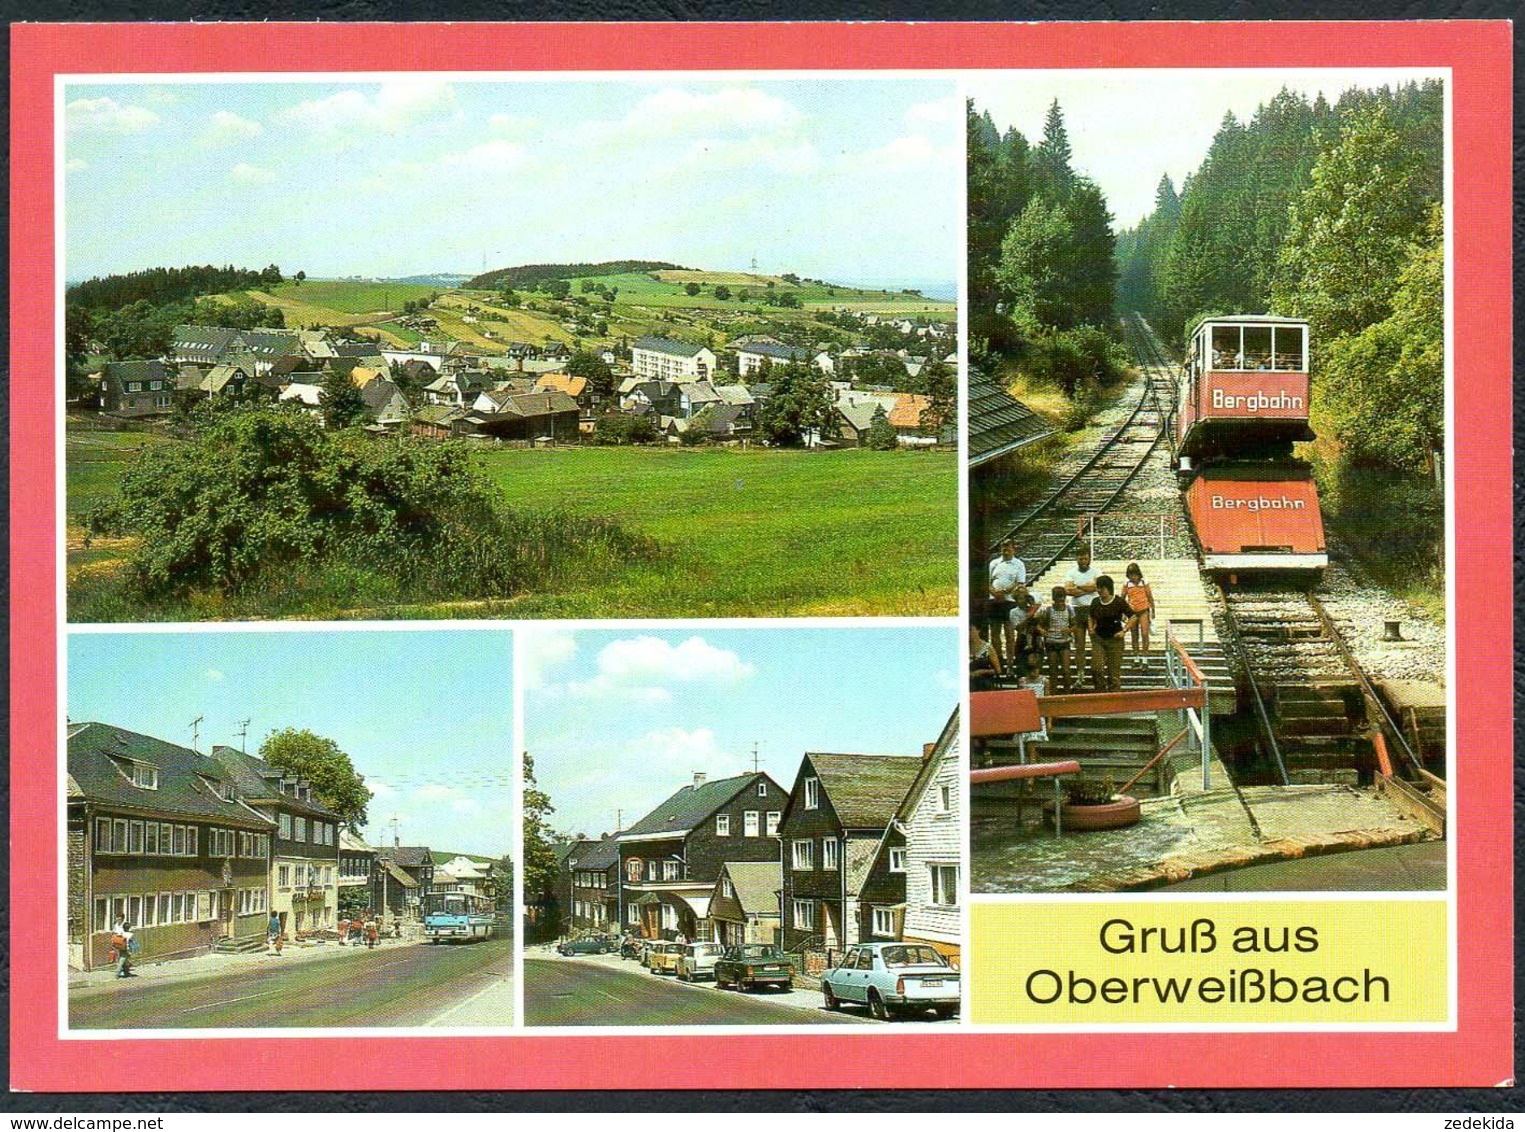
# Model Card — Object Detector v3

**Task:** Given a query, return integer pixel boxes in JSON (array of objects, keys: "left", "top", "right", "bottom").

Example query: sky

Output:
[
  {"left": 966, "top": 68, "right": 1445, "bottom": 228},
  {"left": 63, "top": 77, "right": 960, "bottom": 289},
  {"left": 68, "top": 629, "right": 513, "bottom": 859},
  {"left": 522, "top": 626, "right": 958, "bottom": 839}
]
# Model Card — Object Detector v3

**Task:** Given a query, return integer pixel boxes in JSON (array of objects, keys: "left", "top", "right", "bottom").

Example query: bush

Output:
[
  {"left": 86, "top": 407, "right": 660, "bottom": 603},
  {"left": 592, "top": 413, "right": 658, "bottom": 446}
]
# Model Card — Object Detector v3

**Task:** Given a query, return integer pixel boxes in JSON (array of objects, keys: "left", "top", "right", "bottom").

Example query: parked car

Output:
[
  {"left": 646, "top": 941, "right": 685, "bottom": 975},
  {"left": 675, "top": 941, "right": 725, "bottom": 982},
  {"left": 714, "top": 943, "right": 794, "bottom": 992},
  {"left": 557, "top": 934, "right": 618, "bottom": 956},
  {"left": 820, "top": 942, "right": 960, "bottom": 1020}
]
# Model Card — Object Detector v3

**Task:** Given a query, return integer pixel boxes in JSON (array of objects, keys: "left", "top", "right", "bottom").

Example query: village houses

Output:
[
  {"left": 562, "top": 832, "right": 621, "bottom": 934},
  {"left": 630, "top": 336, "right": 717, "bottom": 382}
]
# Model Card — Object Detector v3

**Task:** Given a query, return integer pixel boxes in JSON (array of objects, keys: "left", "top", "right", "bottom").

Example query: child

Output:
[
  {"left": 1034, "top": 585, "right": 1073, "bottom": 694},
  {"left": 1122, "top": 562, "right": 1156, "bottom": 662}
]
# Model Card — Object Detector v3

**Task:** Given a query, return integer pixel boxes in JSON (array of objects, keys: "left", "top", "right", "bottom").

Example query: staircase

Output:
[
  {"left": 213, "top": 934, "right": 266, "bottom": 955},
  {"left": 1031, "top": 716, "right": 1169, "bottom": 796},
  {"left": 1267, "top": 684, "right": 1368, "bottom": 784}
]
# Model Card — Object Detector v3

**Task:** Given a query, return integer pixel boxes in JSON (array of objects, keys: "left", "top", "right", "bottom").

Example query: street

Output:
[
  {"left": 526, "top": 953, "right": 912, "bottom": 1027},
  {"left": 69, "top": 936, "right": 516, "bottom": 1029}
]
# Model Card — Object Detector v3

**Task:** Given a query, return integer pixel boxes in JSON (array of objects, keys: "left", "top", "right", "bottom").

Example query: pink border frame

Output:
[{"left": 9, "top": 21, "right": 1513, "bottom": 1091}]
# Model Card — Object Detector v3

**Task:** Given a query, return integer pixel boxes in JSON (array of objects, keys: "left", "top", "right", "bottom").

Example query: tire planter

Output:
[{"left": 1047, "top": 795, "right": 1142, "bottom": 831}]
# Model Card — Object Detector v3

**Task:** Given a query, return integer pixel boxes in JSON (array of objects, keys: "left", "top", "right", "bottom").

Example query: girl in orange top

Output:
[{"left": 1122, "top": 562, "right": 1155, "bottom": 660}]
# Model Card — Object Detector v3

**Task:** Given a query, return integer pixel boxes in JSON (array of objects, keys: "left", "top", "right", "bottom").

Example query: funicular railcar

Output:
[{"left": 1176, "top": 316, "right": 1327, "bottom": 576}]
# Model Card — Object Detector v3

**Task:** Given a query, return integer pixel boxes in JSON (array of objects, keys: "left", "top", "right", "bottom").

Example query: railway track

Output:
[
  {"left": 1122, "top": 315, "right": 1443, "bottom": 819},
  {"left": 993, "top": 321, "right": 1173, "bottom": 580}
]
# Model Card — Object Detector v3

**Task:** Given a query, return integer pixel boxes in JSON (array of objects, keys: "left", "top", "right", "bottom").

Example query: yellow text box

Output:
[{"left": 971, "top": 900, "right": 1447, "bottom": 1024}]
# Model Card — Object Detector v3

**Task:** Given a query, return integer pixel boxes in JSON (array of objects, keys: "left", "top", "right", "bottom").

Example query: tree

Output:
[
  {"left": 294, "top": 270, "right": 307, "bottom": 287},
  {"left": 566, "top": 350, "right": 614, "bottom": 400},
  {"left": 754, "top": 362, "right": 836, "bottom": 448},
  {"left": 499, "top": 288, "right": 521, "bottom": 308},
  {"left": 259, "top": 727, "right": 373, "bottom": 830},
  {"left": 713, "top": 285, "right": 731, "bottom": 301},
  {"left": 320, "top": 367, "right": 367, "bottom": 429},
  {"left": 684, "top": 282, "right": 702, "bottom": 297},
  {"left": 862, "top": 404, "right": 898, "bottom": 450},
  {"left": 916, "top": 359, "right": 958, "bottom": 439},
  {"left": 1032, "top": 99, "right": 1074, "bottom": 200},
  {"left": 521, "top": 751, "right": 562, "bottom": 938}
]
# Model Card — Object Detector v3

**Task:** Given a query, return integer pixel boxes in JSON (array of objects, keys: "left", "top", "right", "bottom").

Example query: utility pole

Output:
[
  {"left": 236, "top": 719, "right": 251, "bottom": 754},
  {"left": 189, "top": 716, "right": 204, "bottom": 753}
]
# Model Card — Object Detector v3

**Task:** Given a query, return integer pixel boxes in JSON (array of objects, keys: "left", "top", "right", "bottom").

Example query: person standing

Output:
[
  {"left": 1122, "top": 562, "right": 1156, "bottom": 664},
  {"left": 969, "top": 623, "right": 1000, "bottom": 692},
  {"left": 1064, "top": 550, "right": 1100, "bottom": 686},
  {"left": 1034, "top": 586, "right": 1074, "bottom": 694},
  {"left": 987, "top": 541, "right": 1028, "bottom": 674},
  {"left": 365, "top": 919, "right": 379, "bottom": 949},
  {"left": 113, "top": 920, "right": 135, "bottom": 979},
  {"left": 1088, "top": 575, "right": 1130, "bottom": 693},
  {"left": 1008, "top": 589, "right": 1042, "bottom": 680}
]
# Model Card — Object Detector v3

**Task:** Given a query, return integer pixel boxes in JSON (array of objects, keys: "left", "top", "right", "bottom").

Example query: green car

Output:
[{"left": 714, "top": 944, "right": 793, "bottom": 992}]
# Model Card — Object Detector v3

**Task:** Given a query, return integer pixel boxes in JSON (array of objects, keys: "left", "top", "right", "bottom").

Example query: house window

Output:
[
  {"left": 822, "top": 837, "right": 839, "bottom": 871},
  {"left": 130, "top": 763, "right": 158, "bottom": 790},
  {"left": 660, "top": 904, "right": 677, "bottom": 931},
  {"left": 186, "top": 826, "right": 197, "bottom": 856},
  {"left": 279, "top": 813, "right": 292, "bottom": 839},
  {"left": 872, "top": 906, "right": 896, "bottom": 938},
  {"left": 792, "top": 899, "right": 815, "bottom": 930},
  {"left": 326, "top": 824, "right": 335, "bottom": 846},
  {"left": 160, "top": 823, "right": 172, "bottom": 854},
  {"left": 113, "top": 819, "right": 128, "bottom": 853},
  {"left": 627, "top": 905, "right": 638, "bottom": 925},
  {"left": 129, "top": 820, "right": 144, "bottom": 853},
  {"left": 889, "top": 847, "right": 907, "bottom": 873},
  {"left": 144, "top": 822, "right": 158, "bottom": 855},
  {"left": 170, "top": 824, "right": 184, "bottom": 855},
  {"left": 930, "top": 864, "right": 959, "bottom": 907},
  {"left": 715, "top": 814, "right": 730, "bottom": 837},
  {"left": 294, "top": 816, "right": 307, "bottom": 842},
  {"left": 804, "top": 778, "right": 820, "bottom": 810},
  {"left": 141, "top": 894, "right": 156, "bottom": 927},
  {"left": 744, "top": 811, "right": 760, "bottom": 837},
  {"left": 277, "top": 865, "right": 290, "bottom": 889},
  {"left": 757, "top": 782, "right": 767, "bottom": 797},
  {"left": 158, "top": 893, "right": 171, "bottom": 924},
  {"left": 766, "top": 812, "right": 781, "bottom": 836},
  {"left": 721, "top": 877, "right": 734, "bottom": 899},
  {"left": 791, "top": 839, "right": 814, "bottom": 871},
  {"left": 662, "top": 860, "right": 680, "bottom": 881},
  {"left": 94, "top": 818, "right": 111, "bottom": 852},
  {"left": 938, "top": 784, "right": 952, "bottom": 813}
]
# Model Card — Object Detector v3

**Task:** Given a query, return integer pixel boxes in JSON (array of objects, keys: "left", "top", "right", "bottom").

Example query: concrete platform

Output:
[{"left": 1028, "top": 557, "right": 1219, "bottom": 646}]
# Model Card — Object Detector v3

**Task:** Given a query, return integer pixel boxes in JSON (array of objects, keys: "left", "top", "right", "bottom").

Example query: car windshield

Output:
[
  {"left": 736, "top": 946, "right": 775, "bottom": 958},
  {"left": 881, "top": 945, "right": 950, "bottom": 969}
]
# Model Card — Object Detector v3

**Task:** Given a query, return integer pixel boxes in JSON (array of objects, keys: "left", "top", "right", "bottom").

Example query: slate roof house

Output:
[
  {"left": 709, "top": 860, "right": 784, "bottom": 947},
  {"left": 67, "top": 723, "right": 275, "bottom": 970},
  {"left": 619, "top": 772, "right": 788, "bottom": 943},
  {"left": 170, "top": 326, "right": 303, "bottom": 375},
  {"left": 374, "top": 845, "right": 434, "bottom": 919},
  {"left": 98, "top": 360, "right": 175, "bottom": 417},
  {"left": 631, "top": 336, "right": 716, "bottom": 382},
  {"left": 209, "top": 747, "right": 343, "bottom": 938},
  {"left": 968, "top": 367, "right": 1054, "bottom": 468},
  {"left": 735, "top": 341, "right": 821, "bottom": 377},
  {"left": 855, "top": 710, "right": 961, "bottom": 961},
  {"left": 776, "top": 752, "right": 924, "bottom": 955},
  {"left": 565, "top": 832, "right": 622, "bottom": 934},
  {"left": 469, "top": 389, "right": 581, "bottom": 442}
]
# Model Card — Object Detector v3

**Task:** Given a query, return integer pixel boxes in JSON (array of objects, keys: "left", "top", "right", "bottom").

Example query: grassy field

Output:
[{"left": 65, "top": 429, "right": 957, "bottom": 620}]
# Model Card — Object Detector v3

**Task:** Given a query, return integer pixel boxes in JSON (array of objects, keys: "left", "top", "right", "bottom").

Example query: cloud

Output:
[
  {"left": 205, "top": 668, "right": 224, "bottom": 682},
  {"left": 65, "top": 96, "right": 159, "bottom": 135},
  {"left": 851, "top": 133, "right": 948, "bottom": 173},
  {"left": 567, "top": 635, "right": 755, "bottom": 703},
  {"left": 523, "top": 628, "right": 578, "bottom": 690},
  {"left": 366, "top": 779, "right": 396, "bottom": 798},
  {"left": 280, "top": 81, "right": 457, "bottom": 147},
  {"left": 65, "top": 158, "right": 88, "bottom": 174},
  {"left": 202, "top": 110, "right": 264, "bottom": 146},
  {"left": 488, "top": 112, "right": 539, "bottom": 138},
  {"left": 905, "top": 94, "right": 962, "bottom": 133},
  {"left": 574, "top": 85, "right": 805, "bottom": 155},
  {"left": 414, "top": 783, "right": 458, "bottom": 801},
  {"left": 440, "top": 138, "right": 531, "bottom": 176},
  {"left": 450, "top": 798, "right": 481, "bottom": 815},
  {"left": 229, "top": 162, "right": 277, "bottom": 187}
]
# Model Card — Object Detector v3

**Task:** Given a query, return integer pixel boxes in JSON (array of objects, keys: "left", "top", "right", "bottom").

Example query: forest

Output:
[
  {"left": 968, "top": 99, "right": 1126, "bottom": 425},
  {"left": 1115, "top": 80, "right": 1444, "bottom": 480}
]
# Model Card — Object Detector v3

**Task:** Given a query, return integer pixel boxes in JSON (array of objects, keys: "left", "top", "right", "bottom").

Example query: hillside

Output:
[{"left": 466, "top": 260, "right": 682, "bottom": 291}]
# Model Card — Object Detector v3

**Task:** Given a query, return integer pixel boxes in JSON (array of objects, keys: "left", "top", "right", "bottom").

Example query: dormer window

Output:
[
  {"left": 129, "top": 763, "right": 158, "bottom": 790},
  {"left": 804, "top": 777, "right": 820, "bottom": 810}
]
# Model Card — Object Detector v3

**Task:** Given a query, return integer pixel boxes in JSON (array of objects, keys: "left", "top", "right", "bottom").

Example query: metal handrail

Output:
[
  {"left": 1076, "top": 511, "right": 1180, "bottom": 559},
  {"left": 1164, "top": 631, "right": 1215, "bottom": 790}
]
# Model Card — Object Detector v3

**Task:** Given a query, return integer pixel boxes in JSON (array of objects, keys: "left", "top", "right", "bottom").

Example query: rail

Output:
[
  {"left": 1164, "top": 631, "right": 1216, "bottom": 790},
  {"left": 1307, "top": 593, "right": 1423, "bottom": 775},
  {"left": 970, "top": 760, "right": 1082, "bottom": 837}
]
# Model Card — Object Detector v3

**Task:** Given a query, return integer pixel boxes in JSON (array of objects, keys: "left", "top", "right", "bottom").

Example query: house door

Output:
[
  {"left": 822, "top": 903, "right": 840, "bottom": 949},
  {"left": 220, "top": 890, "right": 235, "bottom": 938},
  {"left": 641, "top": 904, "right": 661, "bottom": 939}
]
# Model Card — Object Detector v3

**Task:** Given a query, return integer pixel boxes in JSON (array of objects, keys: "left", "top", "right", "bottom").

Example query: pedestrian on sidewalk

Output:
[
  {"left": 267, "top": 913, "right": 284, "bottom": 956},
  {"left": 1088, "top": 575, "right": 1129, "bottom": 693},
  {"left": 1035, "top": 586, "right": 1074, "bottom": 694},
  {"left": 1065, "top": 550, "right": 1100, "bottom": 686},
  {"left": 337, "top": 917, "right": 350, "bottom": 947},
  {"left": 365, "top": 919, "right": 379, "bottom": 949},
  {"left": 1123, "top": 562, "right": 1156, "bottom": 664},
  {"left": 111, "top": 920, "right": 135, "bottom": 978}
]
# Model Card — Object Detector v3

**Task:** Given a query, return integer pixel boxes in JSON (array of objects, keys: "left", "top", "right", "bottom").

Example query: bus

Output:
[{"left": 423, "top": 892, "right": 496, "bottom": 943}]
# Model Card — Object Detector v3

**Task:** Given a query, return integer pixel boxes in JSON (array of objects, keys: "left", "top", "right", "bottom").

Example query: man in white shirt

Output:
[
  {"left": 988, "top": 540, "right": 1028, "bottom": 670},
  {"left": 1064, "top": 549, "right": 1100, "bottom": 684}
]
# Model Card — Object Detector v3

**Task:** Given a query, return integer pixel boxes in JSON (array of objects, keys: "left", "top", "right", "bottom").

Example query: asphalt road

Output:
[
  {"left": 70, "top": 937, "right": 516, "bottom": 1029},
  {"left": 524, "top": 956, "right": 874, "bottom": 1026}
]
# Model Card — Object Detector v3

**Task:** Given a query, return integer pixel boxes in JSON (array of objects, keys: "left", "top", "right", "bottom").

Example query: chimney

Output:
[
  {"left": 923, "top": 742, "right": 936, "bottom": 760},
  {"left": 692, "top": 772, "right": 707, "bottom": 788}
]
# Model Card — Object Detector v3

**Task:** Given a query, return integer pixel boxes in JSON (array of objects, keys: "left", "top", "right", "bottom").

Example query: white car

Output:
[
  {"left": 820, "top": 942, "right": 960, "bottom": 1021},
  {"left": 675, "top": 941, "right": 724, "bottom": 982}
]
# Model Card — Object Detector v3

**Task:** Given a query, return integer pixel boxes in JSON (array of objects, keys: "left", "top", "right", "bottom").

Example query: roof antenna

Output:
[
  {"left": 236, "top": 718, "right": 251, "bottom": 754},
  {"left": 750, "top": 740, "right": 767, "bottom": 774},
  {"left": 390, "top": 813, "right": 401, "bottom": 848},
  {"left": 189, "top": 715, "right": 204, "bottom": 753}
]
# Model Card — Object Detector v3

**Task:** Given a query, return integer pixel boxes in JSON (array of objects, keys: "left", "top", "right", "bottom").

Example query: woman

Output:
[
  {"left": 1122, "top": 562, "right": 1156, "bottom": 661},
  {"left": 969, "top": 624, "right": 1000, "bottom": 691}
]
